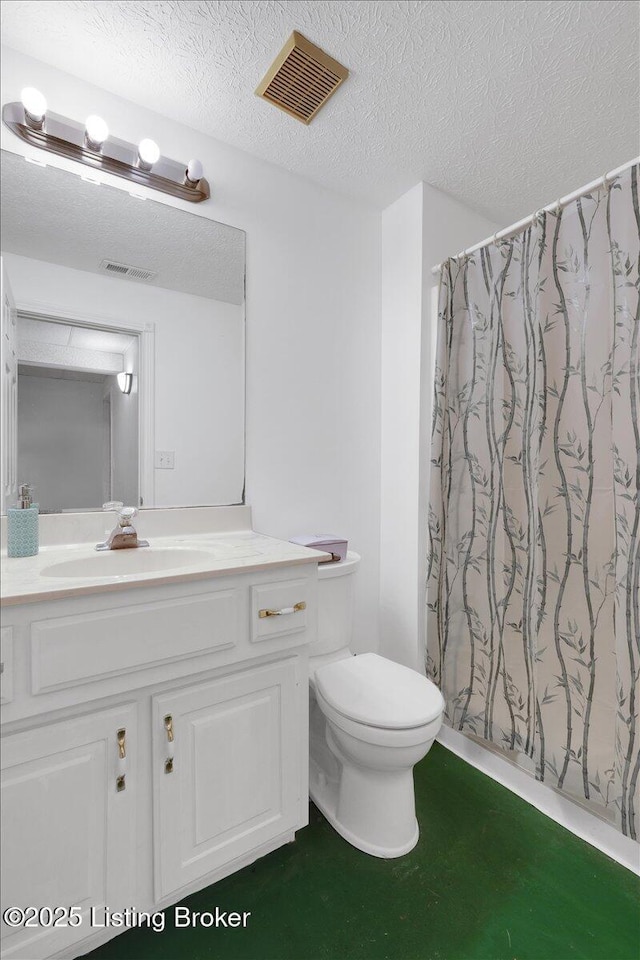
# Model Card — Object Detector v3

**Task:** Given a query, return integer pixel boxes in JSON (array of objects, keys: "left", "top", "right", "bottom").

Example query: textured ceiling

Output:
[
  {"left": 1, "top": 0, "right": 638, "bottom": 224},
  {"left": 1, "top": 151, "right": 245, "bottom": 304}
]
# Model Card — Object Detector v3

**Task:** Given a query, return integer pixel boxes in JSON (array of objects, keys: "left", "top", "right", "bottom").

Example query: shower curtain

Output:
[{"left": 426, "top": 164, "right": 639, "bottom": 839}]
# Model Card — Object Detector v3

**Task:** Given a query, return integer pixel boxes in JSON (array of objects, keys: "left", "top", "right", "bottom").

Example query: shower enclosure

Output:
[{"left": 427, "top": 161, "right": 639, "bottom": 839}]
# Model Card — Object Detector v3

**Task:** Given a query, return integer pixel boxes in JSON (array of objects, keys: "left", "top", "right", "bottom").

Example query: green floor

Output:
[{"left": 84, "top": 743, "right": 639, "bottom": 960}]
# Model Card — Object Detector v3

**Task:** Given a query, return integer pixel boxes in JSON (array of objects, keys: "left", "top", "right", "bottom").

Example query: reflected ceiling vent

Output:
[
  {"left": 99, "top": 259, "right": 156, "bottom": 282},
  {"left": 255, "top": 31, "right": 349, "bottom": 125}
]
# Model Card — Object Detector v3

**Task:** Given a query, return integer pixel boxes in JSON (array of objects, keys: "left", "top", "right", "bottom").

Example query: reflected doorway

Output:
[{"left": 16, "top": 314, "right": 139, "bottom": 513}]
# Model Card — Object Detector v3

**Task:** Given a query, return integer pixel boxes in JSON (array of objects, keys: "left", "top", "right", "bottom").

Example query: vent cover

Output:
[
  {"left": 99, "top": 259, "right": 157, "bottom": 282},
  {"left": 256, "top": 31, "right": 349, "bottom": 125}
]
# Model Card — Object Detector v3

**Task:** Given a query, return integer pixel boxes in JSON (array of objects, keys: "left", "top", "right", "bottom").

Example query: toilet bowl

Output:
[{"left": 309, "top": 552, "right": 444, "bottom": 858}]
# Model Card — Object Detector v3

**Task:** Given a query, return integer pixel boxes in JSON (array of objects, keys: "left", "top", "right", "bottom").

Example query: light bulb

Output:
[
  {"left": 85, "top": 114, "right": 109, "bottom": 149},
  {"left": 185, "top": 158, "right": 203, "bottom": 185},
  {"left": 21, "top": 86, "right": 47, "bottom": 125},
  {"left": 137, "top": 138, "right": 160, "bottom": 170}
]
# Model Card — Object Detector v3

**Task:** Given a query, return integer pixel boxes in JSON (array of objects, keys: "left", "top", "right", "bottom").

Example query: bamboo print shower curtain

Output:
[{"left": 427, "top": 164, "right": 639, "bottom": 838}]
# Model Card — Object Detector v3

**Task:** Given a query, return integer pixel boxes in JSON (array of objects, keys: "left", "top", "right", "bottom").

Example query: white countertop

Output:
[{"left": 0, "top": 530, "right": 330, "bottom": 606}]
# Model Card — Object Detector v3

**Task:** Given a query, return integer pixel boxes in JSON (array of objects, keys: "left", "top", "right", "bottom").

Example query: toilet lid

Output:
[{"left": 314, "top": 653, "right": 444, "bottom": 729}]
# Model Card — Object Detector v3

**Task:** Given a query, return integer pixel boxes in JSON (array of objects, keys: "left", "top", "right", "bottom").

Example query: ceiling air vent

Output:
[
  {"left": 99, "top": 259, "right": 157, "bottom": 282},
  {"left": 256, "top": 31, "right": 349, "bottom": 125}
]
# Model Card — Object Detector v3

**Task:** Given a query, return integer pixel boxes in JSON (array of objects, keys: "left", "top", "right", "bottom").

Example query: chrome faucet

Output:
[{"left": 96, "top": 503, "right": 149, "bottom": 551}]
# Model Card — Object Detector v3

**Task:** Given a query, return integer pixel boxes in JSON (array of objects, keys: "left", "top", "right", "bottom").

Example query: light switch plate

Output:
[{"left": 155, "top": 451, "right": 175, "bottom": 469}]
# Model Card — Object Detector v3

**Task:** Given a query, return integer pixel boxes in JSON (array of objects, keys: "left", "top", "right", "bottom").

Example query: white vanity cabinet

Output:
[
  {"left": 1, "top": 705, "right": 137, "bottom": 960},
  {"left": 153, "top": 658, "right": 299, "bottom": 900},
  {"left": 0, "top": 559, "right": 317, "bottom": 960}
]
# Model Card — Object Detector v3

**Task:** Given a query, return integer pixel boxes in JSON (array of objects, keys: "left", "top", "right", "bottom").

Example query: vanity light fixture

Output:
[
  {"left": 3, "top": 94, "right": 210, "bottom": 202},
  {"left": 117, "top": 372, "right": 133, "bottom": 395},
  {"left": 185, "top": 158, "right": 203, "bottom": 187},
  {"left": 137, "top": 138, "right": 160, "bottom": 171},
  {"left": 84, "top": 114, "right": 109, "bottom": 151},
  {"left": 21, "top": 87, "right": 47, "bottom": 128},
  {"left": 21, "top": 86, "right": 47, "bottom": 128}
]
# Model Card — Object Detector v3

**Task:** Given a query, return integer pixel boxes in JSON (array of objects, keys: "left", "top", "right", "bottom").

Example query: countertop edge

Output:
[{"left": 1, "top": 552, "right": 329, "bottom": 607}]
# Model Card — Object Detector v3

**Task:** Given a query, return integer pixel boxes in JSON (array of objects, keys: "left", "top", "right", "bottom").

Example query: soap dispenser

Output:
[{"left": 7, "top": 484, "right": 39, "bottom": 558}]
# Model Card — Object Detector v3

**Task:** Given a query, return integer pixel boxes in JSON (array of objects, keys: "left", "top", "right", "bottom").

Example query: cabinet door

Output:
[
  {"left": 0, "top": 705, "right": 137, "bottom": 960},
  {"left": 153, "top": 659, "right": 299, "bottom": 900}
]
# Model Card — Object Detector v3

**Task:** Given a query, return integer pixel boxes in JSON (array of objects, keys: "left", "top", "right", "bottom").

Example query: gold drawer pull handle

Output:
[
  {"left": 164, "top": 714, "right": 175, "bottom": 774},
  {"left": 259, "top": 601, "right": 306, "bottom": 619},
  {"left": 116, "top": 728, "right": 126, "bottom": 791},
  {"left": 164, "top": 714, "right": 174, "bottom": 743}
]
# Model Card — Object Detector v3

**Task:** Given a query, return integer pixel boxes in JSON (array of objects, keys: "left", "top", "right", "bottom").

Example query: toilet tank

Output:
[{"left": 311, "top": 551, "right": 361, "bottom": 657}]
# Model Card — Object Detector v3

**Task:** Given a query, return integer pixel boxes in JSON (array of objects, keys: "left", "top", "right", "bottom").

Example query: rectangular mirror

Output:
[{"left": 0, "top": 149, "right": 245, "bottom": 514}]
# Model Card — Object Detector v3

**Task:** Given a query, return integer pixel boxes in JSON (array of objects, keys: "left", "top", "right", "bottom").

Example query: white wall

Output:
[
  {"left": 379, "top": 182, "right": 500, "bottom": 670},
  {"left": 1, "top": 47, "right": 382, "bottom": 650}
]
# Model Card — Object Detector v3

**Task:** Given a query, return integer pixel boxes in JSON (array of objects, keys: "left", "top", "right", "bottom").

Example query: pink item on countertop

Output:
[{"left": 289, "top": 534, "right": 348, "bottom": 563}]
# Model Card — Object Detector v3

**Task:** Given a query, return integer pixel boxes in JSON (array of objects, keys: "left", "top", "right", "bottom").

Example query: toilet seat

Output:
[
  {"left": 315, "top": 686, "right": 442, "bottom": 748},
  {"left": 314, "top": 652, "right": 444, "bottom": 731}
]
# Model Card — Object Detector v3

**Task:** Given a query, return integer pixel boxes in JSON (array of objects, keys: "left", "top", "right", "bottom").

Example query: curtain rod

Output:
[{"left": 430, "top": 157, "right": 640, "bottom": 276}]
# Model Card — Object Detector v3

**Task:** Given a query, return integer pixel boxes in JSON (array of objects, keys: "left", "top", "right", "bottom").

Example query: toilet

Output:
[{"left": 309, "top": 552, "right": 444, "bottom": 858}]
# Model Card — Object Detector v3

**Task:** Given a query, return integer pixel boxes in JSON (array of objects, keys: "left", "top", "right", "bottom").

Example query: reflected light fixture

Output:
[
  {"left": 84, "top": 114, "right": 109, "bottom": 151},
  {"left": 3, "top": 92, "right": 210, "bottom": 202},
  {"left": 117, "top": 372, "right": 133, "bottom": 395},
  {"left": 21, "top": 86, "right": 47, "bottom": 128}
]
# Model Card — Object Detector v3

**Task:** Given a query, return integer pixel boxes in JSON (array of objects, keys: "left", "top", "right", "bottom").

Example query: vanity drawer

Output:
[
  {"left": 251, "top": 578, "right": 308, "bottom": 643},
  {"left": 31, "top": 589, "right": 238, "bottom": 694}
]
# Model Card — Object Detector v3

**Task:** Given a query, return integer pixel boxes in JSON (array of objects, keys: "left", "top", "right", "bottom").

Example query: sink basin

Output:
[
  {"left": 180, "top": 541, "right": 263, "bottom": 560},
  {"left": 42, "top": 548, "right": 213, "bottom": 579}
]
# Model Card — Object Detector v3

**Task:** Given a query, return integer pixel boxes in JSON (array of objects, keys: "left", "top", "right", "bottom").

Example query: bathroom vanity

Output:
[
  {"left": 0, "top": 508, "right": 325, "bottom": 960},
  {"left": 0, "top": 120, "right": 323, "bottom": 959}
]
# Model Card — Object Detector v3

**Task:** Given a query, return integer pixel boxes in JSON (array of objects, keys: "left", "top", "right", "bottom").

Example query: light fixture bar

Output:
[{"left": 2, "top": 101, "right": 210, "bottom": 203}]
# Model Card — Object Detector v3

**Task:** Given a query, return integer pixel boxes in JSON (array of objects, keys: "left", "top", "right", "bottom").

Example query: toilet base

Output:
[{"left": 309, "top": 755, "right": 420, "bottom": 859}]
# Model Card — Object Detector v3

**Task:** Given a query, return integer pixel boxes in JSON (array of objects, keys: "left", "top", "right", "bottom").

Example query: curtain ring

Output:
[{"left": 601, "top": 172, "right": 611, "bottom": 192}]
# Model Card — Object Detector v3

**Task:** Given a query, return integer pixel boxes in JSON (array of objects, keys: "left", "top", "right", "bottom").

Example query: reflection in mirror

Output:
[
  {"left": 17, "top": 317, "right": 138, "bottom": 513},
  {"left": 0, "top": 149, "right": 245, "bottom": 514}
]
